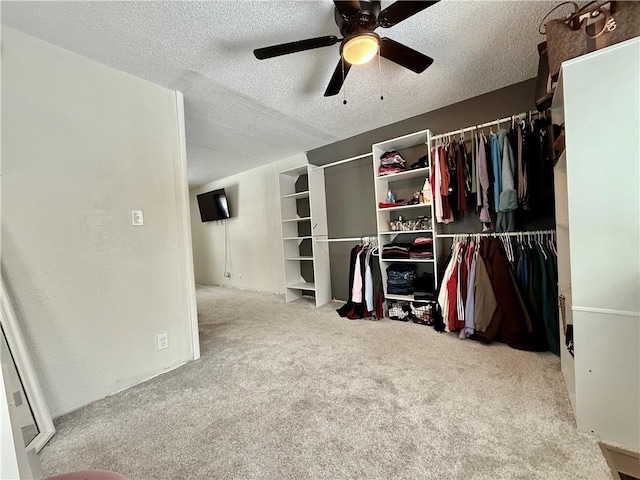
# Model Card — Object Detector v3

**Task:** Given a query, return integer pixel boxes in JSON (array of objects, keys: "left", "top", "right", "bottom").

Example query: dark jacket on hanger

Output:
[{"left": 474, "top": 239, "right": 546, "bottom": 352}]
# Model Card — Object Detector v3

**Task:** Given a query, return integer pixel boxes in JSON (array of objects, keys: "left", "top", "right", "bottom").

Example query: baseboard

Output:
[{"left": 600, "top": 443, "right": 640, "bottom": 480}]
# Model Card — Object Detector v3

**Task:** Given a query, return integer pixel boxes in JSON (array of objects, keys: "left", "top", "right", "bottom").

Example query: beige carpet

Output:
[{"left": 40, "top": 285, "right": 612, "bottom": 480}]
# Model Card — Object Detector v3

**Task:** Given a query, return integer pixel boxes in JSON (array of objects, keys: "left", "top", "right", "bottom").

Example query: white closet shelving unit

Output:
[
  {"left": 278, "top": 164, "right": 331, "bottom": 307},
  {"left": 552, "top": 38, "right": 639, "bottom": 451},
  {"left": 372, "top": 129, "right": 438, "bottom": 302},
  {"left": 552, "top": 148, "right": 575, "bottom": 413}
]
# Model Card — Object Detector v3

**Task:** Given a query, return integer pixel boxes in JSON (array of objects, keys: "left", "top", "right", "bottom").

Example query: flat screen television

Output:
[{"left": 197, "top": 188, "right": 231, "bottom": 222}]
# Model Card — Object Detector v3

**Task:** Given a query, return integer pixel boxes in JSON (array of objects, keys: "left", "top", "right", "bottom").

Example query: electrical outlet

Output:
[
  {"left": 131, "top": 210, "right": 144, "bottom": 226},
  {"left": 224, "top": 272, "right": 231, "bottom": 278},
  {"left": 157, "top": 333, "right": 168, "bottom": 350}
]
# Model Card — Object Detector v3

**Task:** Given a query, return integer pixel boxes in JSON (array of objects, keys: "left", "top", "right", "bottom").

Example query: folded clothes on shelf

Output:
[
  {"left": 382, "top": 243, "right": 411, "bottom": 259},
  {"left": 378, "top": 165, "right": 405, "bottom": 176},
  {"left": 412, "top": 237, "right": 433, "bottom": 245},
  {"left": 409, "top": 252, "right": 433, "bottom": 259},
  {"left": 380, "top": 151, "right": 405, "bottom": 167},
  {"left": 408, "top": 154, "right": 429, "bottom": 171},
  {"left": 378, "top": 151, "right": 406, "bottom": 177},
  {"left": 409, "top": 237, "right": 434, "bottom": 258},
  {"left": 386, "top": 263, "right": 416, "bottom": 295},
  {"left": 378, "top": 199, "right": 410, "bottom": 209}
]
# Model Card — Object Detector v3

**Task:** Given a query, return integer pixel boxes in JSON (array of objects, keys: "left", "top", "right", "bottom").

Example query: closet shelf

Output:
[
  {"left": 376, "top": 168, "right": 430, "bottom": 182},
  {"left": 287, "top": 282, "right": 316, "bottom": 291},
  {"left": 379, "top": 258, "right": 435, "bottom": 263},
  {"left": 280, "top": 165, "right": 309, "bottom": 176},
  {"left": 377, "top": 203, "right": 432, "bottom": 213},
  {"left": 281, "top": 191, "right": 309, "bottom": 200},
  {"left": 283, "top": 236, "right": 312, "bottom": 241},
  {"left": 281, "top": 216, "right": 311, "bottom": 223},
  {"left": 385, "top": 293, "right": 420, "bottom": 302},
  {"left": 285, "top": 257, "right": 314, "bottom": 261},
  {"left": 379, "top": 229, "right": 433, "bottom": 235}
]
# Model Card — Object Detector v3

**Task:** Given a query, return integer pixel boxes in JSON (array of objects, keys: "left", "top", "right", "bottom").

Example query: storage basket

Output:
[
  {"left": 411, "top": 302, "right": 434, "bottom": 326},
  {"left": 387, "top": 301, "right": 411, "bottom": 322}
]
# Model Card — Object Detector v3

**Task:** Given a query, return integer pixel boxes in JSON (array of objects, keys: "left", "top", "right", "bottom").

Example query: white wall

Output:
[
  {"left": 190, "top": 153, "right": 307, "bottom": 293},
  {"left": 1, "top": 28, "right": 197, "bottom": 417}
]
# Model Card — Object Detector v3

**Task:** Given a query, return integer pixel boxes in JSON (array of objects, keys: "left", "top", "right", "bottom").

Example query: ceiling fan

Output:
[{"left": 253, "top": 1, "right": 439, "bottom": 97}]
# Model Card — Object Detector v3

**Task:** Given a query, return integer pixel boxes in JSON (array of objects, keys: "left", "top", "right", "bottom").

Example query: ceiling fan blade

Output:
[
  {"left": 254, "top": 36, "right": 339, "bottom": 60},
  {"left": 333, "top": 0, "right": 362, "bottom": 18},
  {"left": 324, "top": 58, "right": 352, "bottom": 97},
  {"left": 380, "top": 37, "right": 433, "bottom": 73},
  {"left": 378, "top": 1, "right": 439, "bottom": 28}
]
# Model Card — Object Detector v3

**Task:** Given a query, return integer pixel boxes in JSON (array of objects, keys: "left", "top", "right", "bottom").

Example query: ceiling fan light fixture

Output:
[{"left": 341, "top": 33, "right": 380, "bottom": 65}]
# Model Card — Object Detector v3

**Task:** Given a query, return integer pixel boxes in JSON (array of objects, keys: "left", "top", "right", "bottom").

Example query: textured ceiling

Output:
[{"left": 2, "top": 1, "right": 554, "bottom": 187}]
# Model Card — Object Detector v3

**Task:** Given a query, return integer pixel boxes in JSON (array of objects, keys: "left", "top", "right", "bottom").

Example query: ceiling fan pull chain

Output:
[
  {"left": 378, "top": 45, "right": 383, "bottom": 101},
  {"left": 342, "top": 57, "right": 347, "bottom": 105}
]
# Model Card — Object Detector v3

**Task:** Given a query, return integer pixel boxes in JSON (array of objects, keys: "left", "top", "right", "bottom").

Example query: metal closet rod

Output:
[
  {"left": 438, "top": 229, "right": 556, "bottom": 238},
  {"left": 431, "top": 110, "right": 546, "bottom": 141},
  {"left": 315, "top": 235, "right": 378, "bottom": 243},
  {"left": 310, "top": 152, "right": 373, "bottom": 171}
]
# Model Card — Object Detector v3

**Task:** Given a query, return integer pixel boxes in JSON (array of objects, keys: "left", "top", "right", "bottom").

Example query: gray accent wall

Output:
[{"left": 310, "top": 78, "right": 538, "bottom": 301}]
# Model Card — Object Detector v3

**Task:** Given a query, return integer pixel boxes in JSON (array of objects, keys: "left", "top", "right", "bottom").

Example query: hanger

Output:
[
  {"left": 504, "top": 234, "right": 514, "bottom": 263},
  {"left": 546, "top": 231, "right": 557, "bottom": 256},
  {"left": 537, "top": 231, "right": 548, "bottom": 260}
]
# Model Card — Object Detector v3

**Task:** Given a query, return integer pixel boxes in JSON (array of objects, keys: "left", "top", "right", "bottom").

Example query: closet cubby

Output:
[{"left": 278, "top": 164, "right": 330, "bottom": 306}]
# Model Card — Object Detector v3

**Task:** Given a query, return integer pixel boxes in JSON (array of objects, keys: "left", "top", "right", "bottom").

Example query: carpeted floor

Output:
[{"left": 40, "top": 285, "right": 612, "bottom": 480}]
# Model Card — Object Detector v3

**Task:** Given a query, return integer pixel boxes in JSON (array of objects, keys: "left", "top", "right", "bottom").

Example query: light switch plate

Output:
[{"left": 131, "top": 210, "right": 144, "bottom": 226}]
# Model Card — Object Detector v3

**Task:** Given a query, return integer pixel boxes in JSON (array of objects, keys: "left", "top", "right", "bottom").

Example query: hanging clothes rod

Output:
[
  {"left": 438, "top": 229, "right": 556, "bottom": 238},
  {"left": 310, "top": 152, "right": 372, "bottom": 171},
  {"left": 430, "top": 110, "right": 546, "bottom": 141},
  {"left": 315, "top": 235, "right": 377, "bottom": 243}
]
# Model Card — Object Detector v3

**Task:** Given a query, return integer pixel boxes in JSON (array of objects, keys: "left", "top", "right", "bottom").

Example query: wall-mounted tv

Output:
[{"left": 197, "top": 188, "right": 231, "bottom": 222}]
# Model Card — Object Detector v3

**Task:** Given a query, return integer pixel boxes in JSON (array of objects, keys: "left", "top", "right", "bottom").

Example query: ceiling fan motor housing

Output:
[{"left": 334, "top": 0, "right": 381, "bottom": 37}]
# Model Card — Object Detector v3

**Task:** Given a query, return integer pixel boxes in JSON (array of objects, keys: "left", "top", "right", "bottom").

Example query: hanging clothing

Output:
[
  {"left": 364, "top": 248, "right": 374, "bottom": 313},
  {"left": 437, "top": 243, "right": 461, "bottom": 330},
  {"left": 447, "top": 144, "right": 459, "bottom": 213},
  {"left": 477, "top": 134, "right": 492, "bottom": 229},
  {"left": 439, "top": 147, "right": 454, "bottom": 223},
  {"left": 434, "top": 234, "right": 558, "bottom": 355},
  {"left": 464, "top": 246, "right": 477, "bottom": 337},
  {"left": 464, "top": 248, "right": 477, "bottom": 337},
  {"left": 337, "top": 243, "right": 382, "bottom": 320},
  {"left": 431, "top": 146, "right": 444, "bottom": 223},
  {"left": 517, "top": 123, "right": 530, "bottom": 210},
  {"left": 473, "top": 238, "right": 545, "bottom": 351},
  {"left": 472, "top": 135, "right": 480, "bottom": 202},
  {"left": 456, "top": 142, "right": 468, "bottom": 214},
  {"left": 475, "top": 135, "right": 482, "bottom": 207},
  {"left": 497, "top": 130, "right": 517, "bottom": 232},
  {"left": 490, "top": 133, "right": 503, "bottom": 213},
  {"left": 351, "top": 250, "right": 363, "bottom": 303},
  {"left": 473, "top": 253, "right": 497, "bottom": 333}
]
